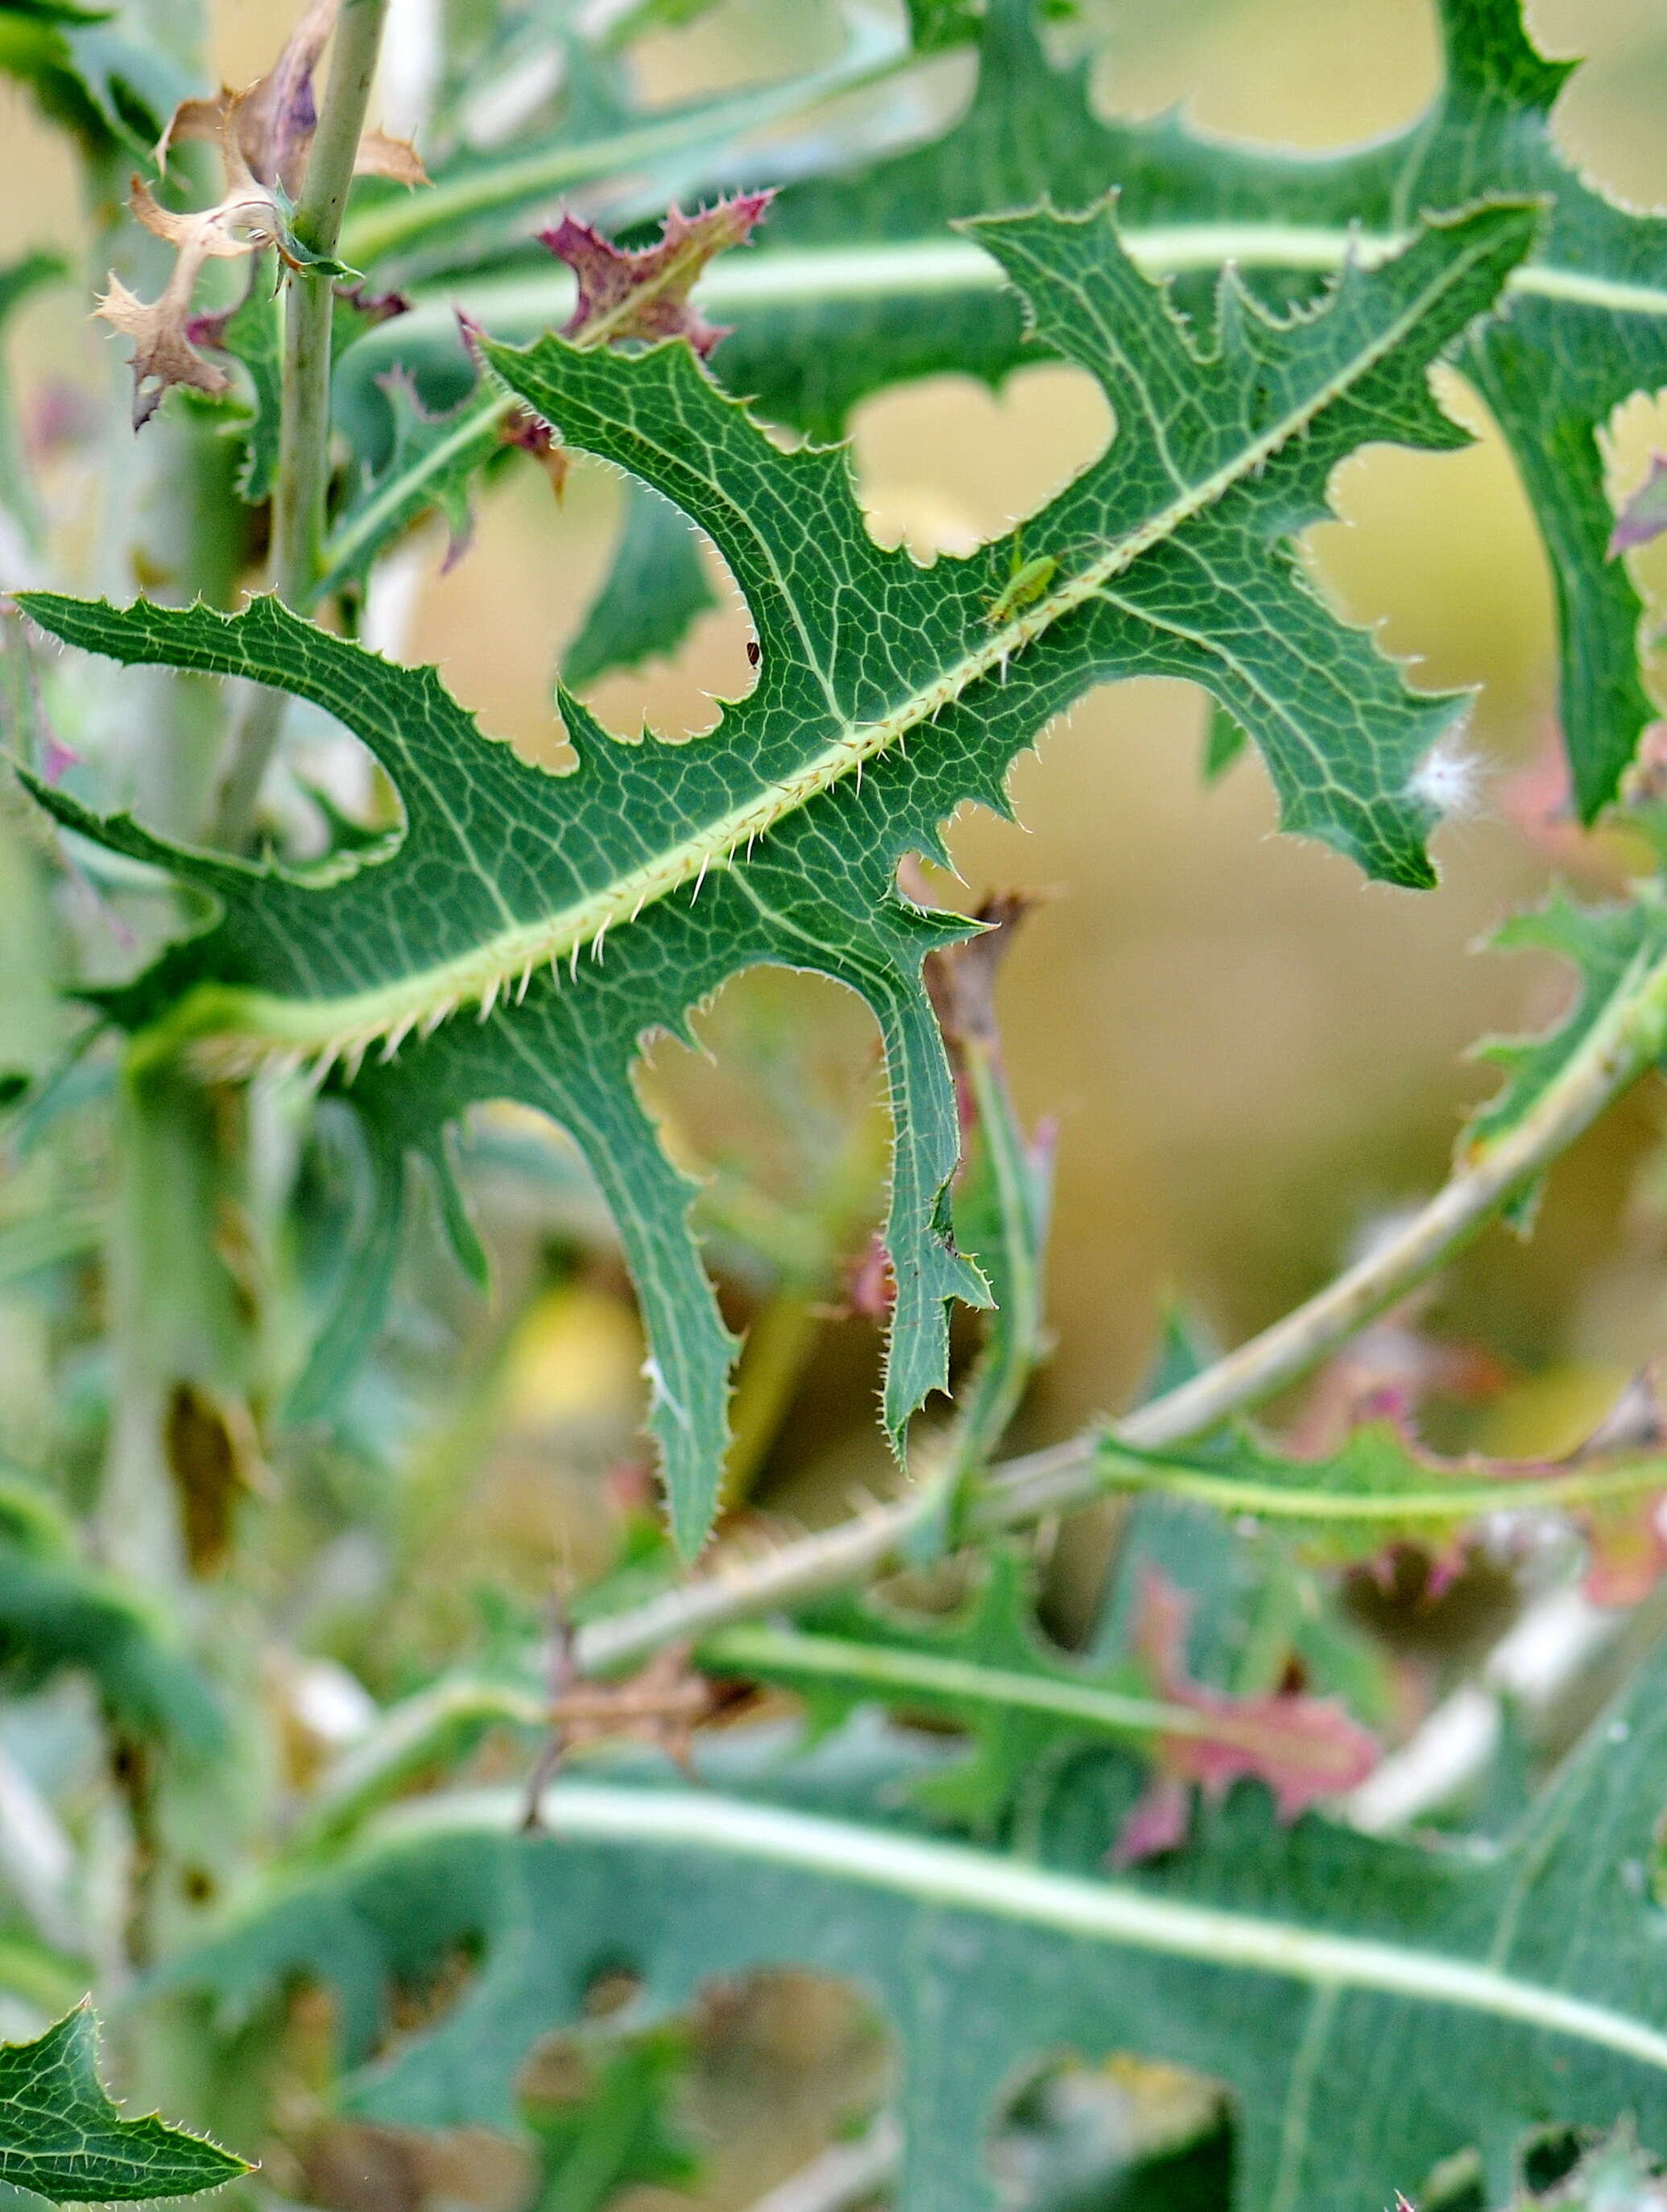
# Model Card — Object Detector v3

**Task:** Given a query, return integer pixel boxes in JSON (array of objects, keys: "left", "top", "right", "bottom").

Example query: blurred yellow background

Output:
[{"left": 6, "top": 0, "right": 1667, "bottom": 1515}]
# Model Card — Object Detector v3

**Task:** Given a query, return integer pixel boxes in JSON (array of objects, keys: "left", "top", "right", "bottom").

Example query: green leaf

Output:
[
  {"left": 1461, "top": 880, "right": 1667, "bottom": 1228},
  {"left": 909, "top": 895, "right": 1053, "bottom": 1550},
  {"left": 17, "top": 198, "right": 1534, "bottom": 1551},
  {"left": 321, "top": 193, "right": 771, "bottom": 605},
  {"left": 201, "top": 279, "right": 283, "bottom": 507},
  {"left": 734, "top": 0, "right": 1667, "bottom": 819},
  {"left": 1201, "top": 699, "right": 1248, "bottom": 784},
  {"left": 0, "top": 2, "right": 184, "bottom": 155},
  {"left": 163, "top": 1634, "right": 1667, "bottom": 2212},
  {"left": 1469, "top": 884, "right": 1667, "bottom": 1152},
  {"left": 317, "top": 368, "right": 505, "bottom": 599},
  {"left": 700, "top": 1545, "right": 1376, "bottom": 1842},
  {"left": 1501, "top": 2122, "right": 1667, "bottom": 2210},
  {"left": 0, "top": 249, "right": 67, "bottom": 546},
  {"left": 1091, "top": 1416, "right": 1667, "bottom": 1586},
  {"left": 523, "top": 2029, "right": 697, "bottom": 2212},
  {"left": 0, "top": 1471, "right": 224, "bottom": 1754},
  {"left": 562, "top": 478, "right": 719, "bottom": 691},
  {"left": 378, "top": 0, "right": 1667, "bottom": 815},
  {"left": 0, "top": 2002, "right": 249, "bottom": 2202},
  {"left": 903, "top": 0, "right": 982, "bottom": 54},
  {"left": 337, "top": 9, "right": 904, "bottom": 283}
]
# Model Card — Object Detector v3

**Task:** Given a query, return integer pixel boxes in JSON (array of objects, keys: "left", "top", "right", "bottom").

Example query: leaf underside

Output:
[
  {"left": 19, "top": 197, "right": 1533, "bottom": 1552},
  {"left": 168, "top": 1636, "right": 1667, "bottom": 2212}
]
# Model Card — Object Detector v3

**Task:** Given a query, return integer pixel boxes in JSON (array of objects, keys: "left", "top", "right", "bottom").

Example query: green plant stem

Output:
[
  {"left": 697, "top": 1622, "right": 1260, "bottom": 1750},
  {"left": 567, "top": 939, "right": 1667, "bottom": 1678},
  {"left": 213, "top": 0, "right": 391, "bottom": 849}
]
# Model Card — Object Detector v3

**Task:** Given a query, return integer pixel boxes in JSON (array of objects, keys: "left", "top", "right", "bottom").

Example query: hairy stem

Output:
[
  {"left": 570, "top": 939, "right": 1667, "bottom": 1677},
  {"left": 213, "top": 0, "right": 391, "bottom": 847}
]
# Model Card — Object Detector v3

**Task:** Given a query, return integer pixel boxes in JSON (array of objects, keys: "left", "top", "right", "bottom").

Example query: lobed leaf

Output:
[
  {"left": 0, "top": 2003, "right": 249, "bottom": 2202},
  {"left": 165, "top": 1636, "right": 1667, "bottom": 2212},
  {"left": 704, "top": 1546, "right": 1377, "bottom": 1855},
  {"left": 1462, "top": 880, "right": 1667, "bottom": 1228},
  {"left": 19, "top": 197, "right": 1534, "bottom": 1551},
  {"left": 0, "top": 1470, "right": 224, "bottom": 1753},
  {"left": 1094, "top": 1412, "right": 1667, "bottom": 1608},
  {"left": 375, "top": 0, "right": 1667, "bottom": 817}
]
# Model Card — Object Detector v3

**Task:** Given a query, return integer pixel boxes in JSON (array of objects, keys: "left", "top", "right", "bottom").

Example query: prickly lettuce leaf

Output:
[
  {"left": 704, "top": 1544, "right": 1378, "bottom": 1842},
  {"left": 391, "top": 0, "right": 1665, "bottom": 818},
  {"left": 723, "top": 0, "right": 1667, "bottom": 819},
  {"left": 0, "top": 2003, "right": 248, "bottom": 2202},
  {"left": 335, "top": 3, "right": 907, "bottom": 288},
  {"left": 19, "top": 198, "right": 1533, "bottom": 1554},
  {"left": 1466, "top": 883, "right": 1667, "bottom": 1156},
  {"left": 168, "top": 1636, "right": 1667, "bottom": 2212}
]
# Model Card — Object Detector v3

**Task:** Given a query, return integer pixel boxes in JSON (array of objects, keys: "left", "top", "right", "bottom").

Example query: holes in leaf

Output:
[
  {"left": 569, "top": 477, "right": 757, "bottom": 742},
  {"left": 297, "top": 2119, "right": 527, "bottom": 2212},
  {"left": 991, "top": 2049, "right": 1233, "bottom": 2212},
  {"left": 1534, "top": 0, "right": 1667, "bottom": 212},
  {"left": 1083, "top": 0, "right": 1437, "bottom": 150},
  {"left": 1302, "top": 367, "right": 1555, "bottom": 742},
  {"left": 636, "top": 966, "right": 892, "bottom": 1502},
  {"left": 849, "top": 363, "right": 1111, "bottom": 561},
  {"left": 581, "top": 1962, "right": 643, "bottom": 2020},
  {"left": 693, "top": 1970, "right": 893, "bottom": 2208},
  {"left": 515, "top": 1968, "right": 891, "bottom": 2212},
  {"left": 386, "top": 1936, "right": 485, "bottom": 2041}
]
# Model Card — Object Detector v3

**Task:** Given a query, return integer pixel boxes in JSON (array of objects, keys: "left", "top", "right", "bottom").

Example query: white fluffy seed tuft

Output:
[{"left": 1406, "top": 735, "right": 1487, "bottom": 821}]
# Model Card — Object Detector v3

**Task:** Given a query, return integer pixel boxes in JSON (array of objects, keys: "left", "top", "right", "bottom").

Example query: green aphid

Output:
[{"left": 985, "top": 539, "right": 1060, "bottom": 627}]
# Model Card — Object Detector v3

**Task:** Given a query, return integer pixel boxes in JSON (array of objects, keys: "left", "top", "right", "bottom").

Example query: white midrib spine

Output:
[
  {"left": 394, "top": 1780, "right": 1667, "bottom": 2073},
  {"left": 202, "top": 221, "right": 1501, "bottom": 1073},
  {"left": 368, "top": 223, "right": 1667, "bottom": 359}
]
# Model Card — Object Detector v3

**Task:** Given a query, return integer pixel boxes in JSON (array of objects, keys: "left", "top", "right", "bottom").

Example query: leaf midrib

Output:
[
  {"left": 382, "top": 1781, "right": 1667, "bottom": 2073},
  {"left": 193, "top": 217, "right": 1512, "bottom": 1067},
  {"left": 699, "top": 1621, "right": 1366, "bottom": 1772},
  {"left": 1094, "top": 1445, "right": 1667, "bottom": 1526},
  {"left": 351, "top": 218, "right": 1667, "bottom": 374}
]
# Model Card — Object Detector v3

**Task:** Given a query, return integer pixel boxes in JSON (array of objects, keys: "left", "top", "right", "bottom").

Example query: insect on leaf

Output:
[{"left": 19, "top": 197, "right": 1535, "bottom": 1553}]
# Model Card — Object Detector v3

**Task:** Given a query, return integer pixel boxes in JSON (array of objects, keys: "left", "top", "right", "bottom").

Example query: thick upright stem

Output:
[{"left": 213, "top": 0, "right": 391, "bottom": 847}]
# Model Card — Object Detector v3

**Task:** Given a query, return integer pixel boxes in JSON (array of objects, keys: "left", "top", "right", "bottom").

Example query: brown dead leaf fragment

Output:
[
  {"left": 540, "top": 190, "right": 775, "bottom": 356},
  {"left": 522, "top": 1618, "right": 727, "bottom": 1829},
  {"left": 101, "top": 159, "right": 283, "bottom": 426},
  {"left": 163, "top": 1380, "right": 267, "bottom": 1574},
  {"left": 102, "top": 0, "right": 425, "bottom": 429},
  {"left": 548, "top": 1646, "right": 722, "bottom": 1767},
  {"left": 1110, "top": 1569, "right": 1380, "bottom": 1866},
  {"left": 159, "top": 0, "right": 425, "bottom": 194}
]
